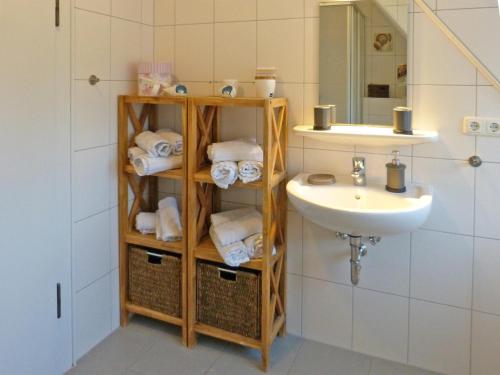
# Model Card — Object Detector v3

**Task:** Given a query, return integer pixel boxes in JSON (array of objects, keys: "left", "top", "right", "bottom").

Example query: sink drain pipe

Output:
[{"left": 337, "top": 233, "right": 380, "bottom": 285}]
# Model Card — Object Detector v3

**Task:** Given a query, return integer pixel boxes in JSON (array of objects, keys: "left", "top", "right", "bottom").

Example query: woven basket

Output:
[
  {"left": 128, "top": 247, "right": 181, "bottom": 317},
  {"left": 197, "top": 261, "right": 261, "bottom": 339}
]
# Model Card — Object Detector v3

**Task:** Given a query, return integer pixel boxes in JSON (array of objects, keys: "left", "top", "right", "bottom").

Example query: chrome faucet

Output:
[{"left": 351, "top": 157, "right": 366, "bottom": 186}]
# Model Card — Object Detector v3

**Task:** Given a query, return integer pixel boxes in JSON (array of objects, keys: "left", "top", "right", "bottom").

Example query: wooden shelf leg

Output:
[{"left": 261, "top": 347, "right": 270, "bottom": 372}]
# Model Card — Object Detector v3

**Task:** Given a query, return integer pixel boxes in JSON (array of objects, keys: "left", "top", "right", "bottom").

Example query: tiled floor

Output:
[{"left": 66, "top": 316, "right": 441, "bottom": 375}]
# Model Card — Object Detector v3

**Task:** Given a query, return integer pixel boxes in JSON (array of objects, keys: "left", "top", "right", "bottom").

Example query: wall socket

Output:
[{"left": 463, "top": 116, "right": 500, "bottom": 136}]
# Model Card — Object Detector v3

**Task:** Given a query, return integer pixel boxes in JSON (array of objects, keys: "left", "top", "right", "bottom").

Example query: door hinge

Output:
[
  {"left": 55, "top": 0, "right": 60, "bottom": 27},
  {"left": 56, "top": 283, "right": 62, "bottom": 319}
]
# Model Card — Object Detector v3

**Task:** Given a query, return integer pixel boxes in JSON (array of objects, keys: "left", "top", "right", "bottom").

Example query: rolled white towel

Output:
[
  {"left": 135, "top": 131, "right": 172, "bottom": 157},
  {"left": 211, "top": 161, "right": 238, "bottom": 189},
  {"left": 207, "top": 139, "right": 263, "bottom": 163},
  {"left": 238, "top": 161, "right": 263, "bottom": 184},
  {"left": 211, "top": 208, "right": 262, "bottom": 246},
  {"left": 135, "top": 212, "right": 156, "bottom": 235},
  {"left": 128, "top": 147, "right": 145, "bottom": 162},
  {"left": 209, "top": 226, "right": 249, "bottom": 267},
  {"left": 156, "top": 196, "right": 182, "bottom": 242},
  {"left": 132, "top": 154, "right": 182, "bottom": 176},
  {"left": 244, "top": 233, "right": 277, "bottom": 259},
  {"left": 157, "top": 129, "right": 183, "bottom": 156}
]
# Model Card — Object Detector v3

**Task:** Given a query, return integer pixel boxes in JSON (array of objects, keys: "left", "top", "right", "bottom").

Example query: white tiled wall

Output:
[
  {"left": 153, "top": 1, "right": 500, "bottom": 374},
  {"left": 72, "top": 0, "right": 153, "bottom": 361}
]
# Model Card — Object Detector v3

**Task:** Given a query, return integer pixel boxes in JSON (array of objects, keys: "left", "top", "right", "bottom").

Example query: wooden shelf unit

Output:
[
  {"left": 118, "top": 95, "right": 189, "bottom": 345},
  {"left": 187, "top": 96, "right": 289, "bottom": 371}
]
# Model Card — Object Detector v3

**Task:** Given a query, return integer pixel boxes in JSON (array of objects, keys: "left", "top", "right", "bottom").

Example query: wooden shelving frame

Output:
[
  {"left": 118, "top": 95, "right": 189, "bottom": 345},
  {"left": 186, "top": 96, "right": 289, "bottom": 371}
]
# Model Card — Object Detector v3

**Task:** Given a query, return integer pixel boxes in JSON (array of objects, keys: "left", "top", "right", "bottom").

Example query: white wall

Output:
[
  {"left": 154, "top": 1, "right": 500, "bottom": 374},
  {"left": 71, "top": 0, "right": 153, "bottom": 361}
]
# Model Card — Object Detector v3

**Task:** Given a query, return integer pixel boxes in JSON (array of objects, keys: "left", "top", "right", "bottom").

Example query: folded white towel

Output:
[
  {"left": 209, "top": 226, "right": 249, "bottom": 267},
  {"left": 211, "top": 161, "right": 238, "bottom": 189},
  {"left": 156, "top": 197, "right": 182, "bottom": 242},
  {"left": 244, "top": 233, "right": 276, "bottom": 259},
  {"left": 207, "top": 139, "right": 263, "bottom": 163},
  {"left": 157, "top": 129, "right": 183, "bottom": 156},
  {"left": 135, "top": 131, "right": 172, "bottom": 157},
  {"left": 238, "top": 160, "right": 263, "bottom": 184},
  {"left": 211, "top": 207, "right": 256, "bottom": 227},
  {"left": 135, "top": 212, "right": 156, "bottom": 235},
  {"left": 211, "top": 208, "right": 262, "bottom": 246},
  {"left": 128, "top": 147, "right": 146, "bottom": 162},
  {"left": 132, "top": 154, "right": 182, "bottom": 176}
]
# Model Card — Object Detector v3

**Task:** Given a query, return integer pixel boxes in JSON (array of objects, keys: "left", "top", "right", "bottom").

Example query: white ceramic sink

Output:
[{"left": 287, "top": 174, "right": 433, "bottom": 236}]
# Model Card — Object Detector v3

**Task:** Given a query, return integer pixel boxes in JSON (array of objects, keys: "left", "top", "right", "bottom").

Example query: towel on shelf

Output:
[
  {"left": 135, "top": 131, "right": 172, "bottom": 157},
  {"left": 157, "top": 129, "right": 183, "bottom": 156},
  {"left": 211, "top": 161, "right": 238, "bottom": 189},
  {"left": 135, "top": 212, "right": 156, "bottom": 235},
  {"left": 156, "top": 196, "right": 183, "bottom": 242},
  {"left": 210, "top": 208, "right": 262, "bottom": 246},
  {"left": 209, "top": 226, "right": 250, "bottom": 267},
  {"left": 210, "top": 207, "right": 256, "bottom": 227},
  {"left": 128, "top": 147, "right": 146, "bottom": 162},
  {"left": 238, "top": 160, "right": 263, "bottom": 184},
  {"left": 207, "top": 139, "right": 263, "bottom": 163},
  {"left": 132, "top": 154, "right": 182, "bottom": 176},
  {"left": 244, "top": 233, "right": 277, "bottom": 259}
]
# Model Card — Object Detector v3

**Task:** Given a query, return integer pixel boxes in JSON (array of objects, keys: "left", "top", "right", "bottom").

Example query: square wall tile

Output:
[
  {"left": 287, "top": 274, "right": 302, "bottom": 336},
  {"left": 72, "top": 147, "right": 111, "bottom": 221},
  {"left": 74, "top": 275, "right": 112, "bottom": 360},
  {"left": 287, "top": 147, "right": 303, "bottom": 182},
  {"left": 302, "top": 220, "right": 351, "bottom": 285},
  {"left": 412, "top": 13, "right": 475, "bottom": 85},
  {"left": 438, "top": 0, "right": 498, "bottom": 8},
  {"left": 73, "top": 80, "right": 110, "bottom": 151},
  {"left": 110, "top": 81, "right": 136, "bottom": 144},
  {"left": 476, "top": 163, "right": 500, "bottom": 240},
  {"left": 75, "top": 0, "right": 111, "bottom": 14},
  {"left": 112, "top": 0, "right": 142, "bottom": 22},
  {"left": 175, "top": 24, "right": 213, "bottom": 81},
  {"left": 155, "top": 26, "right": 175, "bottom": 63},
  {"left": 257, "top": 0, "right": 304, "bottom": 20},
  {"left": 141, "top": 25, "right": 154, "bottom": 61},
  {"left": 287, "top": 210, "right": 303, "bottom": 275},
  {"left": 305, "top": 18, "right": 319, "bottom": 84},
  {"left": 214, "top": 22, "right": 256, "bottom": 82},
  {"left": 111, "top": 18, "right": 142, "bottom": 80},
  {"left": 353, "top": 288, "right": 409, "bottom": 363},
  {"left": 110, "top": 207, "right": 119, "bottom": 270},
  {"left": 357, "top": 233, "right": 411, "bottom": 296},
  {"left": 220, "top": 107, "right": 257, "bottom": 141},
  {"left": 75, "top": 10, "right": 110, "bottom": 80},
  {"left": 155, "top": 0, "right": 175, "bottom": 25},
  {"left": 175, "top": 0, "right": 214, "bottom": 24},
  {"left": 412, "top": 157, "right": 474, "bottom": 236},
  {"left": 111, "top": 268, "right": 120, "bottom": 331},
  {"left": 477, "top": 86, "right": 500, "bottom": 163},
  {"left": 409, "top": 300, "right": 470, "bottom": 375},
  {"left": 302, "top": 277, "right": 353, "bottom": 349},
  {"left": 257, "top": 19, "right": 304, "bottom": 83},
  {"left": 471, "top": 311, "right": 500, "bottom": 375},
  {"left": 412, "top": 85, "right": 476, "bottom": 160},
  {"left": 73, "top": 211, "right": 111, "bottom": 292},
  {"left": 303, "top": 149, "right": 354, "bottom": 176},
  {"left": 214, "top": 0, "right": 256, "bottom": 22},
  {"left": 473, "top": 237, "right": 500, "bottom": 315},
  {"left": 305, "top": 0, "right": 319, "bottom": 18},
  {"left": 109, "top": 144, "right": 118, "bottom": 207},
  {"left": 142, "top": 0, "right": 155, "bottom": 25},
  {"left": 411, "top": 230, "right": 473, "bottom": 308}
]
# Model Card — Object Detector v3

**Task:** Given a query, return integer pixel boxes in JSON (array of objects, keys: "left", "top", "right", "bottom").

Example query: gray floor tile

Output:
[
  {"left": 205, "top": 334, "right": 303, "bottom": 375},
  {"left": 289, "top": 340, "right": 372, "bottom": 375},
  {"left": 369, "top": 358, "right": 442, "bottom": 375}
]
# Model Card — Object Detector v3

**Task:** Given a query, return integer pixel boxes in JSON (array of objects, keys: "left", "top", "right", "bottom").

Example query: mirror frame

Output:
[{"left": 415, "top": 0, "right": 500, "bottom": 92}]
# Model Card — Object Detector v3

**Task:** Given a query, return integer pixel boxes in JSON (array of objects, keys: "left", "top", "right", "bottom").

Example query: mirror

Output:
[{"left": 319, "top": 0, "right": 409, "bottom": 125}]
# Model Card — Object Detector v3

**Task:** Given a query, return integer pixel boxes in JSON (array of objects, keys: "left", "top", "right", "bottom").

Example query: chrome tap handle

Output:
[{"left": 352, "top": 157, "right": 366, "bottom": 172}]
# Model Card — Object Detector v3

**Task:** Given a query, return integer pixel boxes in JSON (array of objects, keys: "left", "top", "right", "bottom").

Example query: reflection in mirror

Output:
[{"left": 320, "top": 0, "right": 408, "bottom": 125}]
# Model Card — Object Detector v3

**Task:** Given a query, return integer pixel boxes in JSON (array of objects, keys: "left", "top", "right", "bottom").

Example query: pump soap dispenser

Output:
[{"left": 386, "top": 151, "right": 406, "bottom": 193}]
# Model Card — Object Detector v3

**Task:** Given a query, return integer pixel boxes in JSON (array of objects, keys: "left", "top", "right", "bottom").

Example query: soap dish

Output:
[{"left": 307, "top": 174, "right": 336, "bottom": 185}]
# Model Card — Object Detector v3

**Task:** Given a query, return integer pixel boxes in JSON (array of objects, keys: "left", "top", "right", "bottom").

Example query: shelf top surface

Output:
[{"left": 121, "top": 95, "right": 287, "bottom": 107}]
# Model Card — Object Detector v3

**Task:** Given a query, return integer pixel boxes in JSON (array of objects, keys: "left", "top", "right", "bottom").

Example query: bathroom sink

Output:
[{"left": 287, "top": 174, "right": 433, "bottom": 236}]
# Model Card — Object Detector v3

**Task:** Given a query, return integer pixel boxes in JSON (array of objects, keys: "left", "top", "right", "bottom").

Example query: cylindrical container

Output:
[
  {"left": 255, "top": 79, "right": 276, "bottom": 98},
  {"left": 329, "top": 105, "right": 337, "bottom": 125},
  {"left": 393, "top": 107, "right": 413, "bottom": 135},
  {"left": 138, "top": 62, "right": 172, "bottom": 96},
  {"left": 386, "top": 151, "right": 407, "bottom": 193},
  {"left": 314, "top": 106, "right": 331, "bottom": 131}
]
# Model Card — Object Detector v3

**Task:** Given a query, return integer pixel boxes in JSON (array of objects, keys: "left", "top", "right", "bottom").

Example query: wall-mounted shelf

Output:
[{"left": 294, "top": 124, "right": 439, "bottom": 147}]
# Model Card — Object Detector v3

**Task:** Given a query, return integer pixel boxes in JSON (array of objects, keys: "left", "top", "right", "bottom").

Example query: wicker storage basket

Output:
[
  {"left": 197, "top": 261, "right": 261, "bottom": 339},
  {"left": 128, "top": 246, "right": 181, "bottom": 317}
]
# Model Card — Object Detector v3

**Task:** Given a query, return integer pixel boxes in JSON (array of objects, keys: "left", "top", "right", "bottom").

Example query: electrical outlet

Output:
[
  {"left": 485, "top": 118, "right": 500, "bottom": 135},
  {"left": 463, "top": 117, "right": 483, "bottom": 135}
]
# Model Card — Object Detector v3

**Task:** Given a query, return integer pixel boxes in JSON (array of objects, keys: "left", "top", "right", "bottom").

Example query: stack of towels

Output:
[
  {"left": 208, "top": 139, "right": 263, "bottom": 189},
  {"left": 135, "top": 196, "right": 182, "bottom": 242},
  {"left": 128, "top": 129, "right": 183, "bottom": 176},
  {"left": 209, "top": 207, "right": 274, "bottom": 267}
]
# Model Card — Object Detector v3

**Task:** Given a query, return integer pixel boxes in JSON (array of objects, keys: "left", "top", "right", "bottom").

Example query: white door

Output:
[{"left": 0, "top": 1, "right": 72, "bottom": 374}]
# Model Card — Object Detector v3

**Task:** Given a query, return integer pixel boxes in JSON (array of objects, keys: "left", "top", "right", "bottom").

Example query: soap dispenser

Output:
[{"left": 386, "top": 151, "right": 406, "bottom": 193}]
